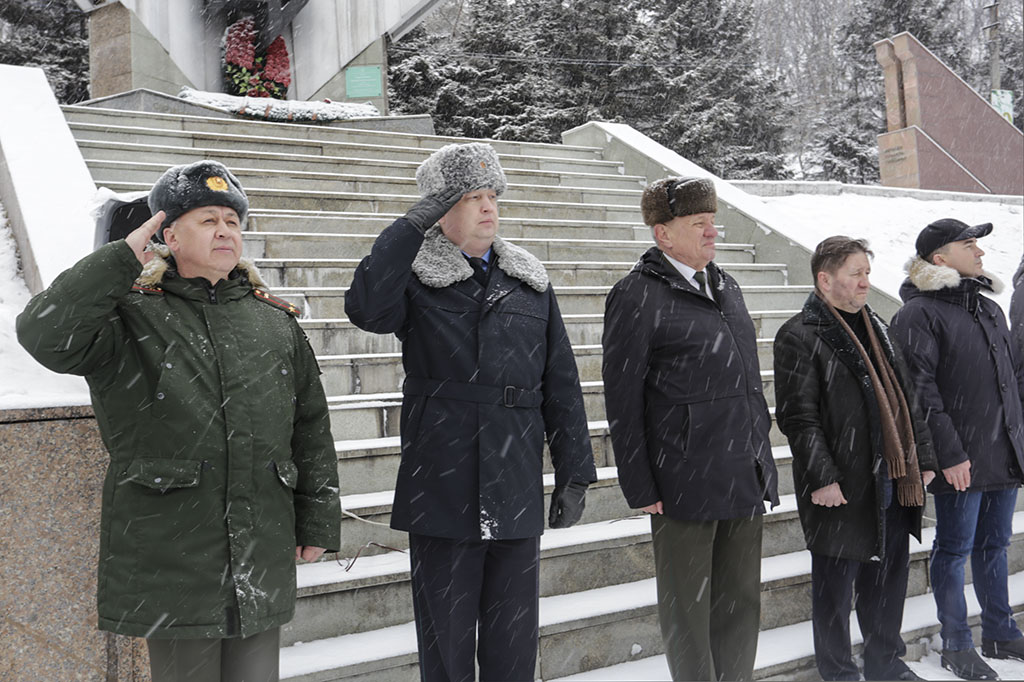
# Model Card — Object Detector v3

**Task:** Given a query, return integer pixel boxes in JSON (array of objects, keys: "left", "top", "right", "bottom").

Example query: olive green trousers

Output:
[
  {"left": 147, "top": 627, "right": 279, "bottom": 682},
  {"left": 651, "top": 513, "right": 763, "bottom": 681}
]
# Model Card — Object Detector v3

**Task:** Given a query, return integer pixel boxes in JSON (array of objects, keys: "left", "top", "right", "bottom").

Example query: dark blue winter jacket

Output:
[
  {"left": 889, "top": 256, "right": 1024, "bottom": 495},
  {"left": 602, "top": 247, "right": 779, "bottom": 521}
]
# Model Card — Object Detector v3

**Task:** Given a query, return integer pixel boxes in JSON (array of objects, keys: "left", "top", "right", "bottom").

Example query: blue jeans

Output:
[{"left": 931, "top": 488, "right": 1022, "bottom": 650}]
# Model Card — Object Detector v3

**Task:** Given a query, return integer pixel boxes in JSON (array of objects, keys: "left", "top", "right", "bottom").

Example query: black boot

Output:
[
  {"left": 982, "top": 636, "right": 1024, "bottom": 662},
  {"left": 941, "top": 648, "right": 1000, "bottom": 680}
]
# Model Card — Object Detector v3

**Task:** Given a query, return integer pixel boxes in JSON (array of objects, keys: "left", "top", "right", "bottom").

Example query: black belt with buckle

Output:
[{"left": 403, "top": 376, "right": 543, "bottom": 408}]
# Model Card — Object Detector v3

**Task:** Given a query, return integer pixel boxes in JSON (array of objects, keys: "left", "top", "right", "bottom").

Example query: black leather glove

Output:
[
  {"left": 403, "top": 187, "right": 463, "bottom": 234},
  {"left": 548, "top": 481, "right": 588, "bottom": 529}
]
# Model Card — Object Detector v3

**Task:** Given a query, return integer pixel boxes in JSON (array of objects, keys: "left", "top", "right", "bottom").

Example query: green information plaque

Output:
[{"left": 346, "top": 66, "right": 382, "bottom": 98}]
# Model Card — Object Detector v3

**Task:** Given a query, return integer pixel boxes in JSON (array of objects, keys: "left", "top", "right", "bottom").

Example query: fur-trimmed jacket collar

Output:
[
  {"left": 135, "top": 243, "right": 267, "bottom": 289},
  {"left": 900, "top": 255, "right": 1003, "bottom": 312},
  {"left": 411, "top": 226, "right": 549, "bottom": 292}
]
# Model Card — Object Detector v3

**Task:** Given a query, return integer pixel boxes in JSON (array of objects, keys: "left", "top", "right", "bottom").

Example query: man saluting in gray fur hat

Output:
[
  {"left": 603, "top": 177, "right": 779, "bottom": 681},
  {"left": 346, "top": 142, "right": 596, "bottom": 681},
  {"left": 18, "top": 160, "right": 341, "bottom": 682}
]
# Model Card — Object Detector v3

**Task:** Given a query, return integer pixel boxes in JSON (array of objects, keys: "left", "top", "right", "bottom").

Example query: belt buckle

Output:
[{"left": 503, "top": 386, "right": 516, "bottom": 407}]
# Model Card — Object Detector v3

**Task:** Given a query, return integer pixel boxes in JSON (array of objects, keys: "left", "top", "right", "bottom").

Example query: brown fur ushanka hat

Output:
[{"left": 640, "top": 176, "right": 718, "bottom": 227}]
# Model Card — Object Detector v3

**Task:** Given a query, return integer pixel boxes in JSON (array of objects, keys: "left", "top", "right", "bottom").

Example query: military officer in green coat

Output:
[{"left": 17, "top": 161, "right": 341, "bottom": 682}]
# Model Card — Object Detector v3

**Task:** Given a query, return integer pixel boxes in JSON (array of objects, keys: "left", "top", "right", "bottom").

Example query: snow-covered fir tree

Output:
[
  {"left": 0, "top": 0, "right": 89, "bottom": 103},
  {"left": 389, "top": 0, "right": 793, "bottom": 180}
]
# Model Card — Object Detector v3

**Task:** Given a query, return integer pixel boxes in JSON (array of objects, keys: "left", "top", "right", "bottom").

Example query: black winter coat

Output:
[
  {"left": 602, "top": 247, "right": 779, "bottom": 521},
  {"left": 345, "top": 219, "right": 596, "bottom": 540},
  {"left": 889, "top": 257, "right": 1024, "bottom": 494},
  {"left": 774, "top": 293, "right": 937, "bottom": 562}
]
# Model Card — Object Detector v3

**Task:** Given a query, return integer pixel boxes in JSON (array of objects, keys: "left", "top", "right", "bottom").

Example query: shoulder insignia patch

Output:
[
  {"left": 131, "top": 283, "right": 164, "bottom": 295},
  {"left": 253, "top": 288, "right": 301, "bottom": 317}
]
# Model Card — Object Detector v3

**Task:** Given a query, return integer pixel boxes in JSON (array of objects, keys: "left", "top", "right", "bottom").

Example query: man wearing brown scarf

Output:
[{"left": 774, "top": 236, "right": 938, "bottom": 681}]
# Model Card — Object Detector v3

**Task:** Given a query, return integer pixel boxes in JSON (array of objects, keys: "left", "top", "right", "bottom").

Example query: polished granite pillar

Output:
[{"left": 0, "top": 405, "right": 149, "bottom": 681}]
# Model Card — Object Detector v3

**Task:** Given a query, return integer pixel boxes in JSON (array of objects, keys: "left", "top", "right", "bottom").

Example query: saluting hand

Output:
[
  {"left": 811, "top": 482, "right": 847, "bottom": 507},
  {"left": 403, "top": 187, "right": 464, "bottom": 233},
  {"left": 124, "top": 210, "right": 166, "bottom": 266}
]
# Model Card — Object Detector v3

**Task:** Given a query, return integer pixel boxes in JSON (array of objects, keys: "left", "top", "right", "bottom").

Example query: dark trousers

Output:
[
  {"left": 408, "top": 533, "right": 540, "bottom": 682},
  {"left": 811, "top": 502, "right": 911, "bottom": 681},
  {"left": 147, "top": 627, "right": 279, "bottom": 682},
  {"left": 651, "top": 513, "right": 763, "bottom": 681},
  {"left": 931, "top": 488, "right": 1022, "bottom": 650}
]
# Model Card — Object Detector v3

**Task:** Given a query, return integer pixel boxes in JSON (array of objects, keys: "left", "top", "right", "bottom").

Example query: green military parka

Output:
[{"left": 16, "top": 240, "right": 341, "bottom": 639}]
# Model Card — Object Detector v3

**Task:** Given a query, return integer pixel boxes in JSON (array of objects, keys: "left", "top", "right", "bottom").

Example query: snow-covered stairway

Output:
[{"left": 60, "top": 104, "right": 1024, "bottom": 680}]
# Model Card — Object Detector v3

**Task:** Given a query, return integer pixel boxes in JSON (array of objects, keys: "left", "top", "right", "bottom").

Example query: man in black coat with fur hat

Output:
[
  {"left": 602, "top": 177, "right": 779, "bottom": 681},
  {"left": 345, "top": 142, "right": 596, "bottom": 682},
  {"left": 774, "top": 236, "right": 937, "bottom": 681},
  {"left": 890, "top": 219, "right": 1024, "bottom": 681}
]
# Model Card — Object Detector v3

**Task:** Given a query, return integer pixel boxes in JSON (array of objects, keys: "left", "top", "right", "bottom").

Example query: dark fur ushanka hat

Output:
[
  {"left": 415, "top": 142, "right": 508, "bottom": 198},
  {"left": 640, "top": 176, "right": 718, "bottom": 227},
  {"left": 148, "top": 160, "right": 249, "bottom": 239}
]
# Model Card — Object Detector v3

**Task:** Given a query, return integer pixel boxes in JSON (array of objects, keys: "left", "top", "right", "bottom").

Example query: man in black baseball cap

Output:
[
  {"left": 891, "top": 218, "right": 1024, "bottom": 680},
  {"left": 915, "top": 218, "right": 993, "bottom": 263}
]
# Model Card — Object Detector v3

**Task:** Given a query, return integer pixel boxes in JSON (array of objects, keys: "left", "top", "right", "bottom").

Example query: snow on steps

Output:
[
  {"left": 554, "top": 572, "right": 1024, "bottom": 681},
  {"left": 281, "top": 516, "right": 1024, "bottom": 681}
]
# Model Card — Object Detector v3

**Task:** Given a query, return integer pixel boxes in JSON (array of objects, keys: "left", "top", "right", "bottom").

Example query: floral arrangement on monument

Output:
[{"left": 222, "top": 16, "right": 291, "bottom": 99}]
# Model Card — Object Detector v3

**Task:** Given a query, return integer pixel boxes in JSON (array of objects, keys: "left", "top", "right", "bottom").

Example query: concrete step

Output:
[
  {"left": 86, "top": 159, "right": 645, "bottom": 206},
  {"left": 331, "top": 418, "right": 789, "bottom": 560},
  {"left": 299, "top": 310, "right": 796, "bottom": 357},
  {"left": 314, "top": 338, "right": 777, "bottom": 396},
  {"left": 257, "top": 257, "right": 789, "bottom": 289},
  {"left": 551, "top": 569, "right": 1024, "bottom": 681},
  {"left": 99, "top": 179, "right": 643, "bottom": 224},
  {"left": 279, "top": 516, "right": 1024, "bottom": 681},
  {"left": 334, "top": 423, "right": 619, "bottom": 499},
  {"left": 68, "top": 123, "right": 623, "bottom": 174},
  {"left": 275, "top": 284, "right": 811, "bottom": 319},
  {"left": 332, "top": 423, "right": 791, "bottom": 499},
  {"left": 323, "top": 371, "right": 779, "bottom": 442},
  {"left": 83, "top": 155, "right": 647, "bottom": 193},
  {"left": 331, "top": 482, "right": 801, "bottom": 574},
  {"left": 242, "top": 232, "right": 754, "bottom": 263},
  {"left": 63, "top": 105, "right": 612, "bottom": 162},
  {"left": 246, "top": 210, "right": 647, "bottom": 239}
]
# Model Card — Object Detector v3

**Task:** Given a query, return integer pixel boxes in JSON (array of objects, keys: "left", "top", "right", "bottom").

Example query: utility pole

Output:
[{"left": 983, "top": 1, "right": 1001, "bottom": 91}]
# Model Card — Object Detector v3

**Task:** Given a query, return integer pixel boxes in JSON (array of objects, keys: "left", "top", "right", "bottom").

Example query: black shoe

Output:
[
  {"left": 982, "top": 636, "right": 1024, "bottom": 661},
  {"left": 864, "top": 660, "right": 922, "bottom": 681},
  {"left": 941, "top": 648, "right": 1000, "bottom": 680}
]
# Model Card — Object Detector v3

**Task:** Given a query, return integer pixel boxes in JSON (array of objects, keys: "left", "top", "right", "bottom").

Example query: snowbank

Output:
[
  {"left": 178, "top": 86, "right": 380, "bottom": 122},
  {"left": 752, "top": 192, "right": 1023, "bottom": 313},
  {"left": 0, "top": 203, "right": 90, "bottom": 410}
]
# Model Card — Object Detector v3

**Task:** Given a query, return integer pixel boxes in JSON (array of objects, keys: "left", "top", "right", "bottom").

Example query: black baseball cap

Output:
[{"left": 915, "top": 218, "right": 992, "bottom": 260}]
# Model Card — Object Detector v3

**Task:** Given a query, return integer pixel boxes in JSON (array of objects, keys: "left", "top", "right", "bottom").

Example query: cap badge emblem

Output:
[{"left": 206, "top": 176, "right": 229, "bottom": 191}]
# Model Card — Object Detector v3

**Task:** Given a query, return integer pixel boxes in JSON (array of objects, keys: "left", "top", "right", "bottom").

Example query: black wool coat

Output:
[
  {"left": 602, "top": 247, "right": 779, "bottom": 521},
  {"left": 774, "top": 293, "right": 937, "bottom": 562},
  {"left": 889, "top": 257, "right": 1024, "bottom": 494},
  {"left": 345, "top": 219, "right": 596, "bottom": 541}
]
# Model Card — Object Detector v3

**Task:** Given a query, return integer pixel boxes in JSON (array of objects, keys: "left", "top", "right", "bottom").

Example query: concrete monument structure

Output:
[
  {"left": 875, "top": 32, "right": 1023, "bottom": 196},
  {"left": 75, "top": 0, "right": 446, "bottom": 114}
]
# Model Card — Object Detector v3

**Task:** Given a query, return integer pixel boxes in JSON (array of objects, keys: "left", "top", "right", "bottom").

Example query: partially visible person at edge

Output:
[
  {"left": 1011, "top": 253, "right": 1024, "bottom": 360},
  {"left": 344, "top": 142, "right": 597, "bottom": 682},
  {"left": 774, "top": 236, "right": 938, "bottom": 681},
  {"left": 890, "top": 219, "right": 1024, "bottom": 681},
  {"left": 602, "top": 176, "right": 779, "bottom": 681},
  {"left": 16, "top": 160, "right": 341, "bottom": 682}
]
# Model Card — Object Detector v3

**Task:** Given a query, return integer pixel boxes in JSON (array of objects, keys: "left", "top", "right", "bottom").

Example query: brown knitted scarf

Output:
[{"left": 823, "top": 298, "right": 924, "bottom": 507}]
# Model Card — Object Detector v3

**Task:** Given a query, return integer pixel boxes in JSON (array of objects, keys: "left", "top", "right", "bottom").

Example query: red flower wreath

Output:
[{"left": 223, "top": 17, "right": 291, "bottom": 99}]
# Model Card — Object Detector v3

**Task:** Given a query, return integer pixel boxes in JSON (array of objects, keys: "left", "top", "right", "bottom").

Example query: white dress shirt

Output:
[{"left": 662, "top": 251, "right": 714, "bottom": 301}]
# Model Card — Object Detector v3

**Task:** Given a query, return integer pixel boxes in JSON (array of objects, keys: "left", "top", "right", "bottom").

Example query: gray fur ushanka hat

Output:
[
  {"left": 641, "top": 176, "right": 717, "bottom": 227},
  {"left": 148, "top": 160, "right": 249, "bottom": 237},
  {"left": 415, "top": 142, "right": 508, "bottom": 198}
]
